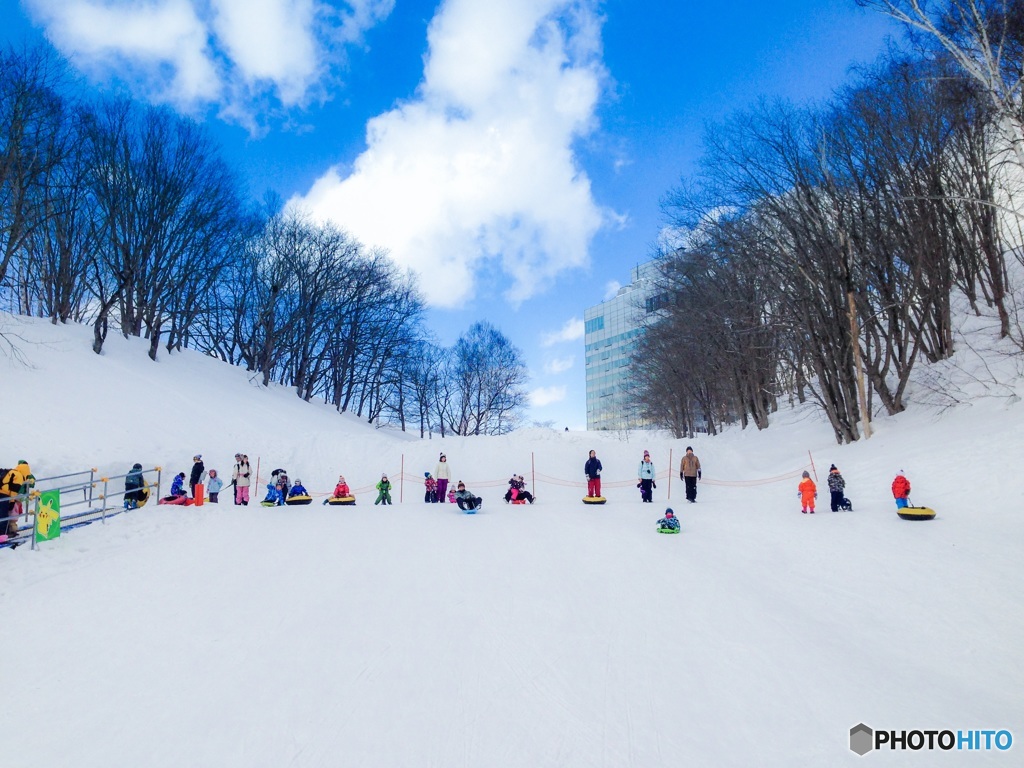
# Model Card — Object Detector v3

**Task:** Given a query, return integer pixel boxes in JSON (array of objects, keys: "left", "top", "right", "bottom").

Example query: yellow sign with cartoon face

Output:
[{"left": 35, "top": 490, "right": 61, "bottom": 542}]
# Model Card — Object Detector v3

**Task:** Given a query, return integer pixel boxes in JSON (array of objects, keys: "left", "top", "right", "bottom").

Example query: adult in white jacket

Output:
[{"left": 435, "top": 453, "right": 452, "bottom": 503}]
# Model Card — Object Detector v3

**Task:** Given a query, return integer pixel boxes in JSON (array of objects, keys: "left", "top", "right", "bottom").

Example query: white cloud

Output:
[
  {"left": 298, "top": 0, "right": 610, "bottom": 306},
  {"left": 26, "top": 0, "right": 394, "bottom": 120},
  {"left": 603, "top": 280, "right": 621, "bottom": 300},
  {"left": 544, "top": 356, "right": 575, "bottom": 375},
  {"left": 530, "top": 385, "right": 567, "bottom": 407},
  {"left": 541, "top": 317, "right": 584, "bottom": 347}
]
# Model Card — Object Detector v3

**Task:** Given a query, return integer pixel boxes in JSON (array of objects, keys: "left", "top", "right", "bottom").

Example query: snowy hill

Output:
[{"left": 1, "top": 312, "right": 1023, "bottom": 767}]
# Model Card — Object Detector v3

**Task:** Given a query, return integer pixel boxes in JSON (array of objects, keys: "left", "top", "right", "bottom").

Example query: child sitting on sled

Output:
[
  {"left": 170, "top": 472, "right": 187, "bottom": 498},
  {"left": 657, "top": 508, "right": 680, "bottom": 532},
  {"left": 333, "top": 475, "right": 351, "bottom": 498},
  {"left": 263, "top": 481, "right": 284, "bottom": 506},
  {"left": 288, "top": 479, "right": 309, "bottom": 498}
]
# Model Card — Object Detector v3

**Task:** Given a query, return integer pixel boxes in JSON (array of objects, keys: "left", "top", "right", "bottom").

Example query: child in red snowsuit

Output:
[
  {"left": 333, "top": 476, "right": 351, "bottom": 498},
  {"left": 892, "top": 471, "right": 911, "bottom": 509},
  {"left": 798, "top": 471, "right": 817, "bottom": 514}
]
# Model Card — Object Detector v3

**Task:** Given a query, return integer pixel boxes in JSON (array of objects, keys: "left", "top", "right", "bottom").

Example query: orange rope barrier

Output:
[{"left": 292, "top": 463, "right": 812, "bottom": 500}]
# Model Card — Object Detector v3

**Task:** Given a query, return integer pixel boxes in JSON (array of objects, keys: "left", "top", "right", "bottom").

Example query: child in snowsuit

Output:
[
  {"left": 584, "top": 450, "right": 602, "bottom": 498},
  {"left": 447, "top": 487, "right": 456, "bottom": 504},
  {"left": 333, "top": 476, "right": 351, "bottom": 498},
  {"left": 375, "top": 475, "right": 393, "bottom": 505},
  {"left": 270, "top": 469, "right": 290, "bottom": 502},
  {"left": 657, "top": 508, "right": 680, "bottom": 531},
  {"left": 892, "top": 471, "right": 911, "bottom": 509},
  {"left": 798, "top": 471, "right": 817, "bottom": 513},
  {"left": 637, "top": 451, "right": 656, "bottom": 503},
  {"left": 207, "top": 469, "right": 223, "bottom": 503},
  {"left": 827, "top": 465, "right": 846, "bottom": 512},
  {"left": 288, "top": 479, "right": 308, "bottom": 498},
  {"left": 263, "top": 482, "right": 283, "bottom": 505},
  {"left": 170, "top": 473, "right": 187, "bottom": 498},
  {"left": 505, "top": 475, "right": 534, "bottom": 504},
  {"left": 454, "top": 481, "right": 482, "bottom": 511},
  {"left": 425, "top": 473, "right": 438, "bottom": 503}
]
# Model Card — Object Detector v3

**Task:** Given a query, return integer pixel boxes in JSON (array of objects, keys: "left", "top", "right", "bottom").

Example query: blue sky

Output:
[{"left": 1, "top": 0, "right": 902, "bottom": 429}]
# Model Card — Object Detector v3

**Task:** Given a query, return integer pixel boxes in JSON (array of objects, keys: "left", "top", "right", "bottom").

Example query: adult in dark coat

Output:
[
  {"left": 190, "top": 455, "right": 206, "bottom": 498},
  {"left": 584, "top": 450, "right": 603, "bottom": 498},
  {"left": 125, "top": 463, "right": 146, "bottom": 507}
]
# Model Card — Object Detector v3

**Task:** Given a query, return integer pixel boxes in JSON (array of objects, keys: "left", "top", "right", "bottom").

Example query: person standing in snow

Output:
[
  {"left": 827, "top": 464, "right": 846, "bottom": 512},
  {"left": 190, "top": 455, "right": 206, "bottom": 499},
  {"left": 892, "top": 470, "right": 911, "bottom": 509},
  {"left": 207, "top": 469, "right": 223, "bottom": 503},
  {"left": 637, "top": 450, "right": 656, "bottom": 503},
  {"left": 584, "top": 450, "right": 603, "bottom": 498},
  {"left": 425, "top": 473, "right": 438, "bottom": 503},
  {"left": 1, "top": 460, "right": 33, "bottom": 539},
  {"left": 678, "top": 446, "right": 701, "bottom": 503},
  {"left": 435, "top": 453, "right": 451, "bottom": 503},
  {"left": 798, "top": 471, "right": 817, "bottom": 514},
  {"left": 232, "top": 453, "right": 251, "bottom": 505},
  {"left": 375, "top": 474, "right": 393, "bottom": 505}
]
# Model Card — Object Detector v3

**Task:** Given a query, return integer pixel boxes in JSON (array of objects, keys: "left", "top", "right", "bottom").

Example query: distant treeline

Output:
[
  {"left": 0, "top": 47, "right": 527, "bottom": 437},
  {"left": 634, "top": 0, "right": 1024, "bottom": 444}
]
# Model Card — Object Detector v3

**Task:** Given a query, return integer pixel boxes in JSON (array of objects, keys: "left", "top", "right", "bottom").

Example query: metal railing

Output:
[{"left": 2, "top": 467, "right": 163, "bottom": 551}]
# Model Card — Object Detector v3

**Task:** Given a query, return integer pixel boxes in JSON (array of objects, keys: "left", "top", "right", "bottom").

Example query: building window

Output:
[{"left": 585, "top": 316, "right": 604, "bottom": 334}]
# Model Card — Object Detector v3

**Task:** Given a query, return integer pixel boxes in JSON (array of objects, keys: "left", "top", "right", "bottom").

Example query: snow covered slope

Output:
[{"left": 1, "top": 313, "right": 1022, "bottom": 767}]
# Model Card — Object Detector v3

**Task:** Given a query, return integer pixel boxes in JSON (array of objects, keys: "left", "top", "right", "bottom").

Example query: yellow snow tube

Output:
[{"left": 897, "top": 506, "right": 936, "bottom": 521}]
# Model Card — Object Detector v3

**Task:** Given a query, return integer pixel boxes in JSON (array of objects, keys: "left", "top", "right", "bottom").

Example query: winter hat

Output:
[
  {"left": 194, "top": 455, "right": 202, "bottom": 461},
  {"left": 685, "top": 446, "right": 693, "bottom": 452},
  {"left": 898, "top": 469, "right": 905, "bottom": 476},
  {"left": 802, "top": 470, "right": 810, "bottom": 478},
  {"left": 665, "top": 508, "right": 675, "bottom": 517},
  {"left": 643, "top": 450, "right": 650, "bottom": 458},
  {"left": 440, "top": 453, "right": 446, "bottom": 460},
  {"left": 17, "top": 459, "right": 28, "bottom": 465},
  {"left": 425, "top": 471, "right": 431, "bottom": 478},
  {"left": 132, "top": 463, "right": 142, "bottom": 470},
  {"left": 829, "top": 464, "right": 837, "bottom": 471},
  {"left": 294, "top": 478, "right": 301, "bottom": 485}
]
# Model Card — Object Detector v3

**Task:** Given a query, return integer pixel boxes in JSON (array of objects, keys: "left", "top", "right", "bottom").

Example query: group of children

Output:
[{"left": 795, "top": 465, "right": 911, "bottom": 514}]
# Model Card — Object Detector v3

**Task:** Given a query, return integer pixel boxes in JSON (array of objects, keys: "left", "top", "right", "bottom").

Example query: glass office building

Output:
[{"left": 584, "top": 261, "right": 661, "bottom": 430}]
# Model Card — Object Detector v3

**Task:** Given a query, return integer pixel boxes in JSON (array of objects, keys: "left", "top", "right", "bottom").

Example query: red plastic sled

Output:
[{"left": 158, "top": 495, "right": 193, "bottom": 506}]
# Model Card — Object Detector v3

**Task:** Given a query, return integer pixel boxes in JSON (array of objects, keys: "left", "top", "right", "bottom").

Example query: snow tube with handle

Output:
[
  {"left": 897, "top": 506, "right": 935, "bottom": 521},
  {"left": 326, "top": 496, "right": 356, "bottom": 506},
  {"left": 285, "top": 495, "right": 313, "bottom": 505},
  {"left": 582, "top": 496, "right": 606, "bottom": 505}
]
